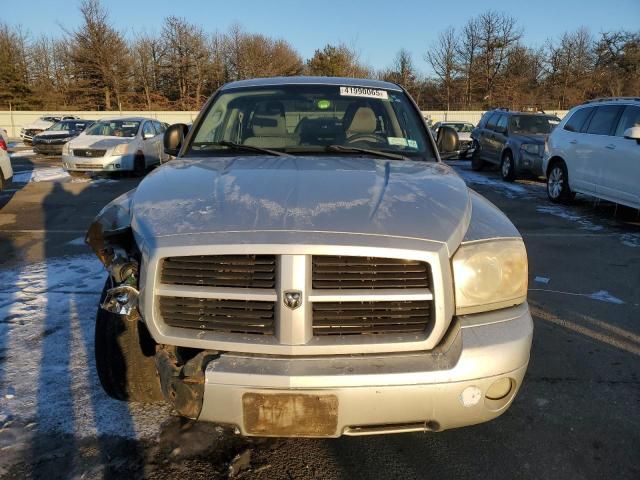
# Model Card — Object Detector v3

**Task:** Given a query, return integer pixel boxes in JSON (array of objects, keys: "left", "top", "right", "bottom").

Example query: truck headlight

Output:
[
  {"left": 62, "top": 142, "right": 71, "bottom": 155},
  {"left": 452, "top": 239, "right": 528, "bottom": 315},
  {"left": 521, "top": 143, "right": 542, "bottom": 156},
  {"left": 112, "top": 143, "right": 129, "bottom": 156}
]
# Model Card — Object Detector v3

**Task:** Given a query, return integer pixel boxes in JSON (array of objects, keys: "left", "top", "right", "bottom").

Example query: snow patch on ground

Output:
[
  {"left": 447, "top": 161, "right": 532, "bottom": 199},
  {"left": 620, "top": 233, "right": 640, "bottom": 248},
  {"left": 587, "top": 290, "right": 625, "bottom": 305},
  {"left": 0, "top": 255, "right": 171, "bottom": 441},
  {"left": 11, "top": 167, "right": 71, "bottom": 184},
  {"left": 536, "top": 205, "right": 604, "bottom": 232}
]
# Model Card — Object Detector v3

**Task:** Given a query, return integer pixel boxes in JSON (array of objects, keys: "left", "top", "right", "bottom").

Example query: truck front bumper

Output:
[{"left": 198, "top": 303, "right": 533, "bottom": 437}]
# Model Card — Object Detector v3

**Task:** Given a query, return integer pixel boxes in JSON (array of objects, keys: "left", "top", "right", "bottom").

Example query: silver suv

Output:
[
  {"left": 88, "top": 77, "right": 533, "bottom": 438},
  {"left": 544, "top": 98, "right": 640, "bottom": 207}
]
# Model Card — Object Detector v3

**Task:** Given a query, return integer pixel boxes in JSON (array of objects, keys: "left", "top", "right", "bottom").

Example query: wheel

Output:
[
  {"left": 471, "top": 144, "right": 485, "bottom": 171},
  {"left": 95, "top": 278, "right": 164, "bottom": 402},
  {"left": 546, "top": 160, "right": 575, "bottom": 203},
  {"left": 459, "top": 150, "right": 467, "bottom": 159},
  {"left": 133, "top": 153, "right": 146, "bottom": 177},
  {"left": 501, "top": 151, "right": 516, "bottom": 182}
]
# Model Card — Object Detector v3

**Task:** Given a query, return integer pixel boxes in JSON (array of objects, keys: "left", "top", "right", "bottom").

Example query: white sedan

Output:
[
  {"left": 62, "top": 117, "right": 168, "bottom": 176},
  {"left": 0, "top": 143, "right": 13, "bottom": 191}
]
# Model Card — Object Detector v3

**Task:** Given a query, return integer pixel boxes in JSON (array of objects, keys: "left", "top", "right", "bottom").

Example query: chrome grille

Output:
[
  {"left": 159, "top": 296, "right": 275, "bottom": 335},
  {"left": 73, "top": 148, "right": 106, "bottom": 157},
  {"left": 312, "top": 256, "right": 430, "bottom": 289},
  {"left": 312, "top": 300, "right": 432, "bottom": 336},
  {"left": 161, "top": 255, "right": 276, "bottom": 288}
]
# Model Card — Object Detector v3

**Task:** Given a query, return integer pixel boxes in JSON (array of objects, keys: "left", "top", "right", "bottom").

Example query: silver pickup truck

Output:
[{"left": 87, "top": 77, "right": 533, "bottom": 438}]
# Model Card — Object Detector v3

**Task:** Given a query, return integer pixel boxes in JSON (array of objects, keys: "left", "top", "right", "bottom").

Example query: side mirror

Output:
[
  {"left": 164, "top": 123, "right": 189, "bottom": 156},
  {"left": 437, "top": 125, "right": 459, "bottom": 158},
  {"left": 143, "top": 131, "right": 155, "bottom": 140},
  {"left": 623, "top": 126, "right": 640, "bottom": 143},
  {"left": 496, "top": 126, "right": 508, "bottom": 135}
]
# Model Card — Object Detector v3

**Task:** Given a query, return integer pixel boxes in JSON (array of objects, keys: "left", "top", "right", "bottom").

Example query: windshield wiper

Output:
[
  {"left": 194, "top": 141, "right": 291, "bottom": 157},
  {"left": 325, "top": 145, "right": 408, "bottom": 161}
]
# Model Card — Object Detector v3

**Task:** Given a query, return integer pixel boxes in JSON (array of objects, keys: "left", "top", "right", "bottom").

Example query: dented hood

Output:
[{"left": 131, "top": 156, "right": 471, "bottom": 250}]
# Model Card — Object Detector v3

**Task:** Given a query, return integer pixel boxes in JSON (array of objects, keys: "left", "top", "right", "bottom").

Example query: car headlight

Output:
[
  {"left": 452, "top": 239, "right": 528, "bottom": 315},
  {"left": 521, "top": 143, "right": 542, "bottom": 156},
  {"left": 112, "top": 143, "right": 129, "bottom": 156},
  {"left": 62, "top": 142, "right": 71, "bottom": 155}
]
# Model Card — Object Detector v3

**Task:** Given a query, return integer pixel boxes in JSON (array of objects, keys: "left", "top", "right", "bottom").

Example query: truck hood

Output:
[{"left": 131, "top": 156, "right": 471, "bottom": 251}]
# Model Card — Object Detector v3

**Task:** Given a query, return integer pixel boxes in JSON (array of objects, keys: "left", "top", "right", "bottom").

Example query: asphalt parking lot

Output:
[{"left": 0, "top": 151, "right": 639, "bottom": 479}]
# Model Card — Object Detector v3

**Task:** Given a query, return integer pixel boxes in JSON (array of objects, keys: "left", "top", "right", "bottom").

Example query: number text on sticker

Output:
[{"left": 340, "top": 86, "right": 389, "bottom": 100}]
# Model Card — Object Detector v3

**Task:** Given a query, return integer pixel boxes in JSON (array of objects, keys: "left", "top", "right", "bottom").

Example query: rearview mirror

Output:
[
  {"left": 437, "top": 125, "right": 459, "bottom": 158},
  {"left": 164, "top": 123, "right": 189, "bottom": 156},
  {"left": 623, "top": 126, "right": 640, "bottom": 144}
]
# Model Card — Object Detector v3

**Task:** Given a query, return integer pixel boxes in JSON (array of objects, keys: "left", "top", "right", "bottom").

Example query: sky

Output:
[{"left": 6, "top": 0, "right": 640, "bottom": 75}]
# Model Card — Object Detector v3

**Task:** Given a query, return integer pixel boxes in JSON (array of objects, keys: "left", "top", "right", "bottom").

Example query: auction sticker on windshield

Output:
[{"left": 340, "top": 86, "right": 388, "bottom": 99}]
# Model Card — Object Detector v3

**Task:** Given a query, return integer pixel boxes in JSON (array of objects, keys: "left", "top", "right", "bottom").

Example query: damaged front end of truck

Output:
[{"left": 86, "top": 190, "right": 209, "bottom": 418}]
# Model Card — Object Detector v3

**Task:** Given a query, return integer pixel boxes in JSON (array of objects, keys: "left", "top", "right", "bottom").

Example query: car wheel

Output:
[
  {"left": 546, "top": 160, "right": 575, "bottom": 203},
  {"left": 501, "top": 151, "right": 516, "bottom": 182},
  {"left": 471, "top": 144, "right": 485, "bottom": 171},
  {"left": 95, "top": 278, "right": 164, "bottom": 402},
  {"left": 133, "top": 153, "right": 146, "bottom": 177}
]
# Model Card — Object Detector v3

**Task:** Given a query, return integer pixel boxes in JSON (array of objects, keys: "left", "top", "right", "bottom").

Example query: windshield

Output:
[
  {"left": 188, "top": 84, "right": 435, "bottom": 160},
  {"left": 442, "top": 123, "right": 474, "bottom": 133},
  {"left": 48, "top": 121, "right": 87, "bottom": 132},
  {"left": 85, "top": 120, "right": 140, "bottom": 138},
  {"left": 510, "top": 116, "right": 560, "bottom": 135}
]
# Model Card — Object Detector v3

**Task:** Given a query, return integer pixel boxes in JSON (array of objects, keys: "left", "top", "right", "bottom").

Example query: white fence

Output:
[{"left": 0, "top": 110, "right": 569, "bottom": 138}]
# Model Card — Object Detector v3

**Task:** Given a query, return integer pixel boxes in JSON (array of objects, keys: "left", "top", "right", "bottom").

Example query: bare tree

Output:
[
  {"left": 476, "top": 11, "right": 522, "bottom": 106},
  {"left": 425, "top": 28, "right": 458, "bottom": 110},
  {"left": 457, "top": 18, "right": 481, "bottom": 108}
]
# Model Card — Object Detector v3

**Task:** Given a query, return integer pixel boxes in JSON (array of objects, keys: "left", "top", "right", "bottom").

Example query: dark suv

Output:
[{"left": 471, "top": 109, "right": 560, "bottom": 181}]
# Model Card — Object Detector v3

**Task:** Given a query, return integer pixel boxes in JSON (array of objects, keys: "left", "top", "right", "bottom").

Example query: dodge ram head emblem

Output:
[{"left": 283, "top": 290, "right": 302, "bottom": 310}]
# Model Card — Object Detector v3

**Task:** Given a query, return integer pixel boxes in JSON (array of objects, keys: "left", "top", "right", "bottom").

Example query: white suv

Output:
[{"left": 544, "top": 98, "right": 640, "bottom": 208}]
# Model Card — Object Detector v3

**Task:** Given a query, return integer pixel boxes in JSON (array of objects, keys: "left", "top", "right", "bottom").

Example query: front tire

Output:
[
  {"left": 471, "top": 144, "right": 485, "bottom": 171},
  {"left": 133, "top": 153, "right": 146, "bottom": 177},
  {"left": 546, "top": 160, "right": 575, "bottom": 203},
  {"left": 501, "top": 151, "right": 516, "bottom": 182},
  {"left": 95, "top": 278, "right": 164, "bottom": 402}
]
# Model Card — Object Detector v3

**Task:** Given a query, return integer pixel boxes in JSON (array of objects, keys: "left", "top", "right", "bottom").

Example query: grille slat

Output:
[
  {"left": 159, "top": 296, "right": 274, "bottom": 335},
  {"left": 312, "top": 256, "right": 430, "bottom": 290},
  {"left": 162, "top": 255, "right": 276, "bottom": 288},
  {"left": 312, "top": 300, "right": 432, "bottom": 336}
]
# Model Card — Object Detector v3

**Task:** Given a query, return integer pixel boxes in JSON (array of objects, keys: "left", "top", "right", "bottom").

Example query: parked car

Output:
[
  {"left": 20, "top": 114, "right": 80, "bottom": 144},
  {"left": 62, "top": 117, "right": 168, "bottom": 176},
  {"left": 471, "top": 109, "right": 561, "bottom": 181},
  {"left": 32, "top": 119, "right": 94, "bottom": 156},
  {"left": 87, "top": 76, "right": 532, "bottom": 438},
  {"left": 0, "top": 145, "right": 13, "bottom": 192},
  {"left": 543, "top": 97, "right": 640, "bottom": 208},
  {"left": 433, "top": 121, "right": 475, "bottom": 158},
  {"left": 0, "top": 128, "right": 8, "bottom": 151}
]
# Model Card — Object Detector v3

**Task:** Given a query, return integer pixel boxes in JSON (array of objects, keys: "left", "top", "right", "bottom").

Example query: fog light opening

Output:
[
  {"left": 486, "top": 377, "right": 514, "bottom": 401},
  {"left": 115, "top": 163, "right": 121, "bottom": 169}
]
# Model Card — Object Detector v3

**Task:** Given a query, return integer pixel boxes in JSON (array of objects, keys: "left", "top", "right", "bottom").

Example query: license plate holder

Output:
[{"left": 243, "top": 392, "right": 338, "bottom": 437}]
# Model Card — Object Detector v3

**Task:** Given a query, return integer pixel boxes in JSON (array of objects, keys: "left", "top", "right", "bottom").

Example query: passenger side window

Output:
[
  {"left": 614, "top": 106, "right": 640, "bottom": 137},
  {"left": 153, "top": 121, "right": 166, "bottom": 134},
  {"left": 585, "top": 106, "right": 623, "bottom": 136},
  {"left": 496, "top": 115, "right": 508, "bottom": 133},
  {"left": 486, "top": 114, "right": 499, "bottom": 130},
  {"left": 142, "top": 122, "right": 156, "bottom": 138},
  {"left": 563, "top": 107, "right": 593, "bottom": 132}
]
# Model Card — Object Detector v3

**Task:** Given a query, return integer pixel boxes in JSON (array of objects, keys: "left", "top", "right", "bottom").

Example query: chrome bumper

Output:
[
  {"left": 62, "top": 154, "right": 132, "bottom": 172},
  {"left": 198, "top": 303, "right": 533, "bottom": 437}
]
